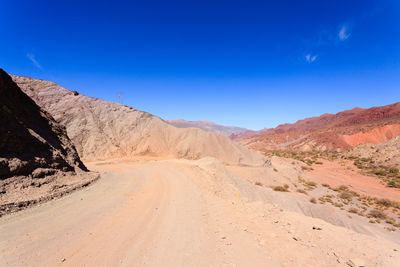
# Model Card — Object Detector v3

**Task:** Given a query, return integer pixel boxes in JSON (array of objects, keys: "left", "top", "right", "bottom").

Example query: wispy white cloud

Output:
[
  {"left": 305, "top": 54, "right": 317, "bottom": 63},
  {"left": 27, "top": 53, "right": 43, "bottom": 69},
  {"left": 301, "top": 23, "right": 350, "bottom": 63},
  {"left": 338, "top": 25, "right": 351, "bottom": 41}
]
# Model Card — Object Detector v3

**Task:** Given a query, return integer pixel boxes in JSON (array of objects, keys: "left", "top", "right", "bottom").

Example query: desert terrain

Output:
[
  {"left": 1, "top": 71, "right": 400, "bottom": 266},
  {"left": 2, "top": 1, "right": 399, "bottom": 265},
  {"left": 1, "top": 158, "right": 400, "bottom": 267}
]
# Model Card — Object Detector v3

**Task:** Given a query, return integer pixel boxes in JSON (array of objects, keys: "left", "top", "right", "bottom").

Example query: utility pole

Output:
[{"left": 117, "top": 91, "right": 124, "bottom": 105}]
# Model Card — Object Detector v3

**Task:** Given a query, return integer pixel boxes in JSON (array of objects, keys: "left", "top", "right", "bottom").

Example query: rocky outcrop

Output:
[
  {"left": 0, "top": 69, "right": 87, "bottom": 179},
  {"left": 0, "top": 69, "right": 100, "bottom": 216}
]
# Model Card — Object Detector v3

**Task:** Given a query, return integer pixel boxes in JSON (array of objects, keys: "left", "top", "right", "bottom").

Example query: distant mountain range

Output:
[
  {"left": 234, "top": 102, "right": 400, "bottom": 152},
  {"left": 167, "top": 119, "right": 249, "bottom": 136}
]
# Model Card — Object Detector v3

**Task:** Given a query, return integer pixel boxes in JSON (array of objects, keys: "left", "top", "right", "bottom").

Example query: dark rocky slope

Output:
[
  {"left": 0, "top": 68, "right": 97, "bottom": 216},
  {"left": 0, "top": 68, "right": 86, "bottom": 179}
]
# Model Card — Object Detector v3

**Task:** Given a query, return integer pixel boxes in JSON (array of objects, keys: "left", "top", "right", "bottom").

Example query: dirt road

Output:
[{"left": 1, "top": 159, "right": 399, "bottom": 266}]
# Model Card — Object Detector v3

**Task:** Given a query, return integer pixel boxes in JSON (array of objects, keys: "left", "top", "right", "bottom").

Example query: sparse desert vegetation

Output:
[
  {"left": 297, "top": 176, "right": 318, "bottom": 191},
  {"left": 345, "top": 154, "right": 400, "bottom": 188}
]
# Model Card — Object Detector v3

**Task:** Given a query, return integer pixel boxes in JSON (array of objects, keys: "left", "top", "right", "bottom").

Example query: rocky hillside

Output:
[
  {"left": 237, "top": 103, "right": 400, "bottom": 152},
  {"left": 0, "top": 69, "right": 86, "bottom": 179},
  {"left": 167, "top": 119, "right": 249, "bottom": 136},
  {"left": 1, "top": 69, "right": 98, "bottom": 215},
  {"left": 12, "top": 75, "right": 267, "bottom": 166},
  {"left": 268, "top": 104, "right": 400, "bottom": 134}
]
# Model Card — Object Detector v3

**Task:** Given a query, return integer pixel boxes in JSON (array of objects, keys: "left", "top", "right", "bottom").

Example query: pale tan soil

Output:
[
  {"left": 1, "top": 159, "right": 399, "bottom": 266},
  {"left": 306, "top": 158, "right": 400, "bottom": 201}
]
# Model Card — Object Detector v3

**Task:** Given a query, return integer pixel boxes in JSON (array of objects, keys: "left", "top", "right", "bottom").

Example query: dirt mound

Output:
[
  {"left": 0, "top": 69, "right": 98, "bottom": 215},
  {"left": 167, "top": 119, "right": 249, "bottom": 136},
  {"left": 12, "top": 75, "right": 267, "bottom": 167}
]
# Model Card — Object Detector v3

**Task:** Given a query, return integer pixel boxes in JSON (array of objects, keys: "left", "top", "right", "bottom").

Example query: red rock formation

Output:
[
  {"left": 237, "top": 102, "right": 400, "bottom": 152},
  {"left": 341, "top": 124, "right": 400, "bottom": 147}
]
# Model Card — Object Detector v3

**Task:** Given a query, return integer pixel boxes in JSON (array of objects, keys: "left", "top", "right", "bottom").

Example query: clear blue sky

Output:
[{"left": 1, "top": 0, "right": 399, "bottom": 130}]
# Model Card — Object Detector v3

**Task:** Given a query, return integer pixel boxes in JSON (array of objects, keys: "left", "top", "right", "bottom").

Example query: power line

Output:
[{"left": 117, "top": 91, "right": 124, "bottom": 105}]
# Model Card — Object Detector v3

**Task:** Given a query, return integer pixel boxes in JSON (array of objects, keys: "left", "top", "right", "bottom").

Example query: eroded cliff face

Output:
[
  {"left": 0, "top": 69, "right": 86, "bottom": 179},
  {"left": 340, "top": 124, "right": 400, "bottom": 147}
]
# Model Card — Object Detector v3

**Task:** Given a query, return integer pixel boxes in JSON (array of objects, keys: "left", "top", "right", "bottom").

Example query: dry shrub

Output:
[
  {"left": 348, "top": 190, "right": 360, "bottom": 197},
  {"left": 375, "top": 198, "right": 400, "bottom": 209},
  {"left": 296, "top": 189, "right": 308, "bottom": 195},
  {"left": 273, "top": 186, "right": 288, "bottom": 192},
  {"left": 385, "top": 226, "right": 396, "bottom": 232},
  {"left": 284, "top": 184, "right": 289, "bottom": 189},
  {"left": 310, "top": 197, "right": 317, "bottom": 204},
  {"left": 255, "top": 182, "right": 263, "bottom": 186},
  {"left": 376, "top": 198, "right": 392, "bottom": 207},
  {"left": 368, "top": 209, "right": 387, "bottom": 219},
  {"left": 374, "top": 169, "right": 386, "bottom": 176},
  {"left": 348, "top": 207, "right": 359, "bottom": 214},
  {"left": 385, "top": 217, "right": 396, "bottom": 225},
  {"left": 333, "top": 202, "right": 344, "bottom": 208},
  {"left": 338, "top": 185, "right": 348, "bottom": 191},
  {"left": 305, "top": 181, "right": 317, "bottom": 187},
  {"left": 339, "top": 191, "right": 353, "bottom": 200}
]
